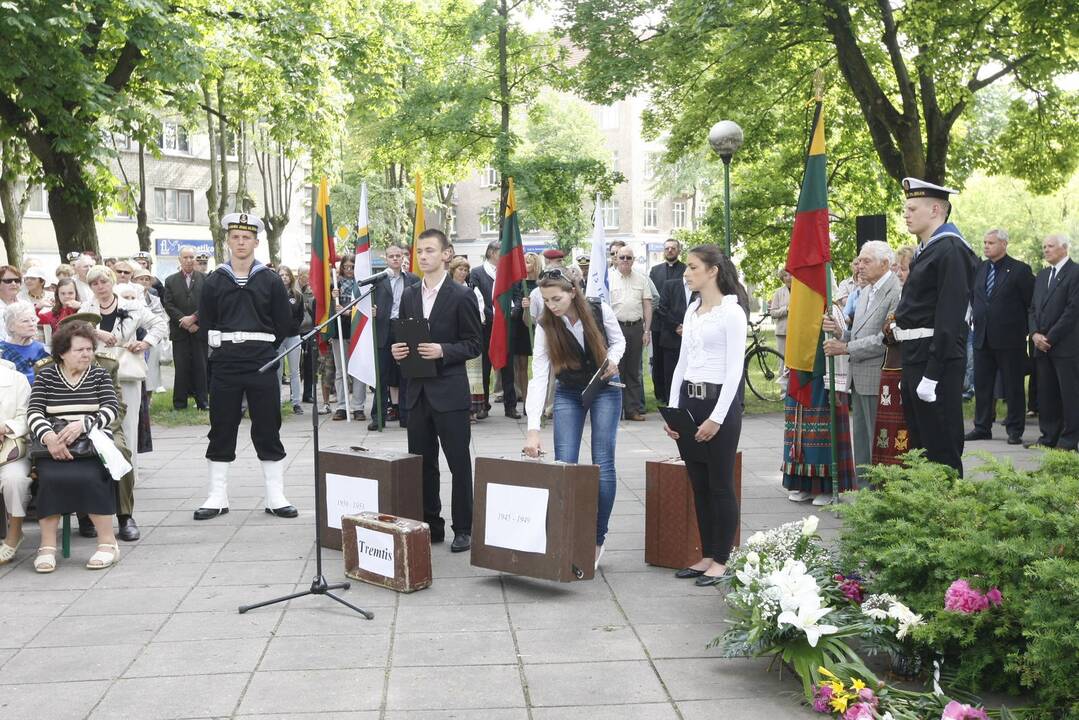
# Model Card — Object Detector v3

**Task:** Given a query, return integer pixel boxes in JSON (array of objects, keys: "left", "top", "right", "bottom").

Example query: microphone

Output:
[{"left": 355, "top": 270, "right": 389, "bottom": 287}]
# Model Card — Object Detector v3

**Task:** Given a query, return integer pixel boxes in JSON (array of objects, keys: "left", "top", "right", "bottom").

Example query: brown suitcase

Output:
[
  {"left": 342, "top": 512, "right": 432, "bottom": 593},
  {"left": 317, "top": 445, "right": 424, "bottom": 551},
  {"left": 471, "top": 456, "right": 599, "bottom": 582},
  {"left": 645, "top": 452, "right": 742, "bottom": 569}
]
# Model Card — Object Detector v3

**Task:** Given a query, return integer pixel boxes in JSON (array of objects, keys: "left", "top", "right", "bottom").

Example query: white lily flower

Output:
[
  {"left": 776, "top": 594, "right": 838, "bottom": 647},
  {"left": 745, "top": 551, "right": 760, "bottom": 565},
  {"left": 801, "top": 515, "right": 819, "bottom": 536}
]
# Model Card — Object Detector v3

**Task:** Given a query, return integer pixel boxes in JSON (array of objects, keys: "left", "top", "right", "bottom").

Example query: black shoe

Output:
[
  {"left": 193, "top": 507, "right": 228, "bottom": 521},
  {"left": 964, "top": 430, "right": 991, "bottom": 441},
  {"left": 117, "top": 516, "right": 140, "bottom": 542},
  {"left": 430, "top": 532, "right": 445, "bottom": 544},
  {"left": 476, "top": 409, "right": 489, "bottom": 420},
  {"left": 1007, "top": 435, "right": 1023, "bottom": 445},
  {"left": 332, "top": 409, "right": 347, "bottom": 421},
  {"left": 367, "top": 420, "right": 380, "bottom": 431},
  {"left": 352, "top": 410, "right": 366, "bottom": 421},
  {"left": 675, "top": 567, "right": 706, "bottom": 579},
  {"left": 293, "top": 404, "right": 304, "bottom": 415},
  {"left": 265, "top": 506, "right": 299, "bottom": 518},
  {"left": 77, "top": 514, "right": 97, "bottom": 538},
  {"left": 505, "top": 410, "right": 522, "bottom": 419},
  {"left": 450, "top": 533, "right": 471, "bottom": 552},
  {"left": 695, "top": 574, "right": 724, "bottom": 587}
]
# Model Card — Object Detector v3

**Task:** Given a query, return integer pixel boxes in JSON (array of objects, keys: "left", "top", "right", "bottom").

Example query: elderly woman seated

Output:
[
  {"left": 0, "top": 302, "right": 50, "bottom": 384},
  {"left": 28, "top": 321, "right": 121, "bottom": 572},
  {"left": 0, "top": 358, "right": 32, "bottom": 565}
]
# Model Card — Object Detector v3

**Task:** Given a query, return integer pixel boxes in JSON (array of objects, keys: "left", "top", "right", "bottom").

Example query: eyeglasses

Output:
[
  {"left": 115, "top": 270, "right": 132, "bottom": 275},
  {"left": 539, "top": 268, "right": 568, "bottom": 280},
  {"left": 617, "top": 255, "right": 634, "bottom": 261},
  {"left": 0, "top": 278, "right": 21, "bottom": 285}
]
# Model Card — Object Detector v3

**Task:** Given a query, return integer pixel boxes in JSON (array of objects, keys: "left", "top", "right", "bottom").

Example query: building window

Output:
[
  {"left": 601, "top": 199, "right": 619, "bottom": 230},
  {"left": 643, "top": 200, "right": 658, "bottom": 229},
  {"left": 27, "top": 186, "right": 48, "bottom": 215},
  {"left": 695, "top": 198, "right": 708, "bottom": 220},
  {"left": 482, "top": 166, "right": 500, "bottom": 189},
  {"left": 157, "top": 122, "right": 190, "bottom": 153},
  {"left": 597, "top": 103, "right": 619, "bottom": 130},
  {"left": 480, "top": 205, "right": 499, "bottom": 234},
  {"left": 610, "top": 150, "right": 619, "bottom": 173},
  {"left": 153, "top": 188, "right": 194, "bottom": 222},
  {"left": 672, "top": 201, "right": 686, "bottom": 229}
]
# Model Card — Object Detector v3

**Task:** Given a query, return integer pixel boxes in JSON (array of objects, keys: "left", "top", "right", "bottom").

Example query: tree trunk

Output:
[
  {"left": 0, "top": 140, "right": 30, "bottom": 266},
  {"left": 234, "top": 120, "right": 249, "bottom": 212},
  {"left": 136, "top": 141, "right": 152, "bottom": 252},
  {"left": 204, "top": 82, "right": 224, "bottom": 262},
  {"left": 47, "top": 176, "right": 100, "bottom": 259}
]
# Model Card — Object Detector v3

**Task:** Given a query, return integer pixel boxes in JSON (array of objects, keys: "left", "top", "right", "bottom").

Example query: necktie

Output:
[
  {"left": 1049, "top": 266, "right": 1057, "bottom": 289},
  {"left": 985, "top": 262, "right": 996, "bottom": 297}
]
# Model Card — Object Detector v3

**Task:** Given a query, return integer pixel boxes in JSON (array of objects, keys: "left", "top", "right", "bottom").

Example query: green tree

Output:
[{"left": 0, "top": 138, "right": 38, "bottom": 265}]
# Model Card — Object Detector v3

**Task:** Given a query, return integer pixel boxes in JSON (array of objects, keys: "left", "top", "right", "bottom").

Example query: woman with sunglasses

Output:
[
  {"left": 664, "top": 245, "right": 749, "bottom": 586},
  {"left": 522, "top": 268, "right": 625, "bottom": 569},
  {"left": 0, "top": 266, "right": 23, "bottom": 342}
]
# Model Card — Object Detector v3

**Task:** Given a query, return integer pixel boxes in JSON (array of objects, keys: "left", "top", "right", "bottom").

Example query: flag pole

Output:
[
  {"left": 331, "top": 265, "right": 351, "bottom": 421},
  {"left": 824, "top": 262, "right": 839, "bottom": 504}
]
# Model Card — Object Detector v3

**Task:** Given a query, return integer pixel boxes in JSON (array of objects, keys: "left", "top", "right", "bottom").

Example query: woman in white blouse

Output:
[
  {"left": 665, "top": 245, "right": 749, "bottom": 586},
  {"left": 522, "top": 268, "right": 625, "bottom": 569}
]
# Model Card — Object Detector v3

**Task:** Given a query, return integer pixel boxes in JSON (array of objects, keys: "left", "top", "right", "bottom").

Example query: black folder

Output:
[
  {"left": 581, "top": 359, "right": 611, "bottom": 410},
  {"left": 659, "top": 406, "right": 709, "bottom": 462},
  {"left": 393, "top": 318, "right": 437, "bottom": 378}
]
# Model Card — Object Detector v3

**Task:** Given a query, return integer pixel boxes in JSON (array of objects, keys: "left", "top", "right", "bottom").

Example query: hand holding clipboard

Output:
[{"left": 581, "top": 358, "right": 624, "bottom": 410}]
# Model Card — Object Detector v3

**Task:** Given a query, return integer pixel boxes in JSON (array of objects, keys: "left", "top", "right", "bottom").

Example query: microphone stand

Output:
[{"left": 238, "top": 285, "right": 377, "bottom": 618}]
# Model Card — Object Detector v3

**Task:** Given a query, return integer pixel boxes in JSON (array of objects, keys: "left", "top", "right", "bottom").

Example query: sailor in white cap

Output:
[
  {"left": 194, "top": 212, "right": 297, "bottom": 520},
  {"left": 890, "top": 178, "right": 978, "bottom": 475}
]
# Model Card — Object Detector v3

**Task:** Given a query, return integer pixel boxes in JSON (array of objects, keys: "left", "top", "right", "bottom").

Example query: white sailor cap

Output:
[
  {"left": 903, "top": 177, "right": 958, "bottom": 201},
  {"left": 222, "top": 212, "right": 264, "bottom": 235}
]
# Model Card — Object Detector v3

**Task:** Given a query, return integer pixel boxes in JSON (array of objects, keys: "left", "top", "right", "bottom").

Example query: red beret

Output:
[{"left": 542, "top": 248, "right": 565, "bottom": 259}]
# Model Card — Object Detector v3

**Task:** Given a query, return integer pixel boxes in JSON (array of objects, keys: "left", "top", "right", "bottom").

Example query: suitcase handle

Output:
[{"left": 349, "top": 445, "right": 370, "bottom": 453}]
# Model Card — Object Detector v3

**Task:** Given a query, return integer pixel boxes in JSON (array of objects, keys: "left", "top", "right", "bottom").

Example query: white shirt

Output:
[
  {"left": 526, "top": 302, "right": 625, "bottom": 431},
  {"left": 1048, "top": 256, "right": 1069, "bottom": 287},
  {"left": 668, "top": 295, "right": 747, "bottom": 425},
  {"left": 420, "top": 273, "right": 447, "bottom": 319},
  {"left": 387, "top": 268, "right": 405, "bottom": 319},
  {"left": 865, "top": 270, "right": 893, "bottom": 310}
]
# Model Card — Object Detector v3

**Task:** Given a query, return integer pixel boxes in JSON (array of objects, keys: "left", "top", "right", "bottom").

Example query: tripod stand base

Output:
[{"left": 238, "top": 575, "right": 375, "bottom": 619}]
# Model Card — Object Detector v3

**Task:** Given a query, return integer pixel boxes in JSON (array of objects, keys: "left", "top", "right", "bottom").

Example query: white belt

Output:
[
  {"left": 893, "top": 327, "right": 934, "bottom": 341},
  {"left": 208, "top": 330, "right": 276, "bottom": 348}
]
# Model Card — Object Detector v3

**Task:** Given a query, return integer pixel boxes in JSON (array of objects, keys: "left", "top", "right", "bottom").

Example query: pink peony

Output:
[
  {"left": 941, "top": 700, "right": 990, "bottom": 719},
  {"left": 944, "top": 579, "right": 991, "bottom": 614},
  {"left": 844, "top": 703, "right": 875, "bottom": 720},
  {"left": 835, "top": 574, "right": 865, "bottom": 604},
  {"left": 857, "top": 687, "right": 878, "bottom": 707},
  {"left": 812, "top": 684, "right": 834, "bottom": 713},
  {"left": 986, "top": 587, "right": 1003, "bottom": 607},
  {"left": 812, "top": 696, "right": 830, "bottom": 713}
]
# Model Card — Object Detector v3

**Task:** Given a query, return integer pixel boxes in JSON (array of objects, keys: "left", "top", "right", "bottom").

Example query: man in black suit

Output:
[
  {"left": 657, "top": 275, "right": 694, "bottom": 399},
  {"left": 649, "top": 238, "right": 686, "bottom": 404},
  {"left": 163, "top": 246, "right": 208, "bottom": 410},
  {"left": 469, "top": 239, "right": 522, "bottom": 418},
  {"left": 966, "top": 228, "right": 1035, "bottom": 444},
  {"left": 1028, "top": 234, "right": 1079, "bottom": 451},
  {"left": 368, "top": 242, "right": 419, "bottom": 430},
  {"left": 392, "top": 229, "right": 483, "bottom": 551}
]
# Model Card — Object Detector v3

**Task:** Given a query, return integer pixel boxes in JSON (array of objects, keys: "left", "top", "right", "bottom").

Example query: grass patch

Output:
[{"left": 149, "top": 390, "right": 292, "bottom": 427}]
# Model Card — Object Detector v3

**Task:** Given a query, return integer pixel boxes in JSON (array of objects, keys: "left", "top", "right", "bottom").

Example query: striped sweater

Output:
[{"left": 28, "top": 364, "right": 119, "bottom": 443}]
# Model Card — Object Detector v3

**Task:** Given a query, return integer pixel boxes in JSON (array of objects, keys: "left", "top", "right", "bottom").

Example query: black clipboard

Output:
[
  {"left": 581, "top": 358, "right": 610, "bottom": 410},
  {"left": 659, "top": 406, "right": 708, "bottom": 462},
  {"left": 393, "top": 318, "right": 437, "bottom": 378}
]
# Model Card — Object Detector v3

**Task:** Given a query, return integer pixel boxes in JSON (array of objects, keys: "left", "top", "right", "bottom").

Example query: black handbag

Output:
[{"left": 29, "top": 418, "right": 97, "bottom": 460}]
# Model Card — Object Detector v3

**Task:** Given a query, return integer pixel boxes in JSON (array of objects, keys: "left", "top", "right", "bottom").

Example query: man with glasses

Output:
[
  {"left": 610, "top": 247, "right": 652, "bottom": 421},
  {"left": 368, "top": 243, "right": 419, "bottom": 430}
]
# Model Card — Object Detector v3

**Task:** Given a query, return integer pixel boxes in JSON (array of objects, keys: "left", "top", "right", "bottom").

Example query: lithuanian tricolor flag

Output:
[
  {"left": 489, "top": 178, "right": 527, "bottom": 370},
  {"left": 410, "top": 174, "right": 425, "bottom": 278},
  {"left": 784, "top": 101, "right": 831, "bottom": 406},
  {"left": 310, "top": 177, "right": 336, "bottom": 328}
]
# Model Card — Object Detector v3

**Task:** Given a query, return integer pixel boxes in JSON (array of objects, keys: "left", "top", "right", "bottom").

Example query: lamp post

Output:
[{"left": 708, "top": 120, "right": 744, "bottom": 257}]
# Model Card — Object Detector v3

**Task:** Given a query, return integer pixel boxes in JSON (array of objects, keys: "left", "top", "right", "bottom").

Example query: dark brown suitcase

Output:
[
  {"left": 317, "top": 445, "right": 424, "bottom": 551},
  {"left": 342, "top": 512, "right": 432, "bottom": 593},
  {"left": 645, "top": 452, "right": 742, "bottom": 569},
  {"left": 472, "top": 457, "right": 599, "bottom": 582}
]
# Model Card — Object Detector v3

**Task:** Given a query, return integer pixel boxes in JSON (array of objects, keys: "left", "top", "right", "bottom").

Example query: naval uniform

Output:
[{"left": 893, "top": 221, "right": 977, "bottom": 475}]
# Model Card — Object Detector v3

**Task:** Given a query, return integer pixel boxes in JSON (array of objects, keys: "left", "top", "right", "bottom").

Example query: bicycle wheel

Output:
[{"left": 745, "top": 347, "right": 786, "bottom": 403}]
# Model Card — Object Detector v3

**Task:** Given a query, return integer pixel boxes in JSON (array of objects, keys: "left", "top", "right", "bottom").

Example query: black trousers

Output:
[
  {"left": 973, "top": 345, "right": 1026, "bottom": 437},
  {"left": 206, "top": 360, "right": 285, "bottom": 462},
  {"left": 172, "top": 333, "right": 208, "bottom": 409},
  {"left": 901, "top": 358, "right": 965, "bottom": 476},
  {"left": 300, "top": 343, "right": 314, "bottom": 402},
  {"left": 679, "top": 383, "right": 743, "bottom": 564},
  {"left": 480, "top": 323, "right": 516, "bottom": 413},
  {"left": 651, "top": 332, "right": 667, "bottom": 403},
  {"left": 618, "top": 320, "right": 644, "bottom": 417},
  {"left": 660, "top": 346, "right": 681, "bottom": 405},
  {"left": 406, "top": 389, "right": 473, "bottom": 536},
  {"left": 1035, "top": 354, "right": 1079, "bottom": 450}
]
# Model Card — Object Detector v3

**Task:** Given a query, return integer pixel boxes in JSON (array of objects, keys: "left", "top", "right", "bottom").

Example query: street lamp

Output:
[{"left": 708, "top": 120, "right": 744, "bottom": 257}]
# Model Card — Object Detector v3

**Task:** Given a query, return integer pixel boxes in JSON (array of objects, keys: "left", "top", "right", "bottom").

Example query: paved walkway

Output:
[{"left": 0, "top": 401, "right": 1040, "bottom": 720}]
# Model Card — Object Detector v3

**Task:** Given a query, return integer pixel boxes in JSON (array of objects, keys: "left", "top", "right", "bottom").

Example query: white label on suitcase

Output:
[
  {"left": 485, "top": 483, "right": 549, "bottom": 554},
  {"left": 326, "top": 474, "right": 379, "bottom": 530},
  {"left": 355, "top": 527, "right": 396, "bottom": 578}
]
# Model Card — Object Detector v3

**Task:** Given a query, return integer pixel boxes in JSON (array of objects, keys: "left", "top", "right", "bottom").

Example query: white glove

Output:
[{"left": 916, "top": 376, "right": 938, "bottom": 403}]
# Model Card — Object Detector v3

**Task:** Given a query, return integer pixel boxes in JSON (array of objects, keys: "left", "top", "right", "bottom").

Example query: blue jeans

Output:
[{"left": 552, "top": 379, "right": 622, "bottom": 545}]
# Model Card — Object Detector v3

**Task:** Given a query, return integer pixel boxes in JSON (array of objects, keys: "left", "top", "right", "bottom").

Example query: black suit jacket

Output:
[
  {"left": 971, "top": 255, "right": 1035, "bottom": 350},
  {"left": 398, "top": 278, "right": 483, "bottom": 412},
  {"left": 468, "top": 265, "right": 523, "bottom": 328},
  {"left": 1029, "top": 259, "right": 1079, "bottom": 358},
  {"left": 658, "top": 278, "right": 691, "bottom": 349},
  {"left": 163, "top": 270, "right": 207, "bottom": 341},
  {"left": 371, "top": 270, "right": 419, "bottom": 347}
]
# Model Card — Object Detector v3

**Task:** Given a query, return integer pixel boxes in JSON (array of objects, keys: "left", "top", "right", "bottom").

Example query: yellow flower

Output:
[
  {"left": 830, "top": 695, "right": 849, "bottom": 713},
  {"left": 819, "top": 667, "right": 838, "bottom": 679},
  {"left": 827, "top": 680, "right": 844, "bottom": 694},
  {"left": 851, "top": 678, "right": 866, "bottom": 691}
]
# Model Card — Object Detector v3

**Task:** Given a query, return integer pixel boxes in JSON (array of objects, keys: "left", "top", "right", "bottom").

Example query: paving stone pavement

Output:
[{"left": 0, "top": 398, "right": 1042, "bottom": 720}]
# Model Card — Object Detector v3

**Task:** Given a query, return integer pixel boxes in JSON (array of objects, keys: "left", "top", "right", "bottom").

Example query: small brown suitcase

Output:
[
  {"left": 645, "top": 452, "right": 742, "bottom": 569},
  {"left": 342, "top": 512, "right": 432, "bottom": 593},
  {"left": 317, "top": 445, "right": 424, "bottom": 551},
  {"left": 471, "top": 456, "right": 599, "bottom": 582}
]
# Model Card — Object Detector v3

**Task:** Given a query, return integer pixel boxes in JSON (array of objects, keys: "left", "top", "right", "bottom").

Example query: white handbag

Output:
[{"left": 98, "top": 346, "right": 148, "bottom": 382}]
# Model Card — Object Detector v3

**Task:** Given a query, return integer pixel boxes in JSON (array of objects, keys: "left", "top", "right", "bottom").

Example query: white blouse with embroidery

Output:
[{"left": 668, "top": 294, "right": 747, "bottom": 425}]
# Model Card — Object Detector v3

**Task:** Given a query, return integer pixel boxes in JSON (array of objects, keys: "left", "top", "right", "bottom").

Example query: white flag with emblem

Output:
[
  {"left": 347, "top": 183, "right": 377, "bottom": 387},
  {"left": 585, "top": 193, "right": 609, "bottom": 302}
]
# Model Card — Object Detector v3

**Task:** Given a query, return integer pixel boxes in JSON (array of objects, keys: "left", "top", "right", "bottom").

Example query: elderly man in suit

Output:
[
  {"left": 1028, "top": 234, "right": 1079, "bottom": 451},
  {"left": 823, "top": 241, "right": 901, "bottom": 483},
  {"left": 966, "top": 228, "right": 1035, "bottom": 444},
  {"left": 163, "top": 246, "right": 208, "bottom": 410}
]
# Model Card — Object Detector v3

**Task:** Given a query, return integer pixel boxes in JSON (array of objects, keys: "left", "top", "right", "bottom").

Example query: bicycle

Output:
[{"left": 744, "top": 313, "right": 785, "bottom": 403}]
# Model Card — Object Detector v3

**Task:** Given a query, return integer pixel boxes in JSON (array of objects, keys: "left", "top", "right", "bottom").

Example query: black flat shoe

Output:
[
  {"left": 117, "top": 516, "right": 140, "bottom": 542},
  {"left": 695, "top": 574, "right": 724, "bottom": 587},
  {"left": 265, "top": 506, "right": 299, "bottom": 518},
  {"left": 450, "top": 533, "right": 471, "bottom": 552},
  {"left": 505, "top": 410, "right": 522, "bottom": 419},
  {"left": 77, "top": 515, "right": 97, "bottom": 538},
  {"left": 193, "top": 507, "right": 228, "bottom": 521},
  {"left": 1007, "top": 435, "right": 1023, "bottom": 445},
  {"left": 675, "top": 567, "right": 706, "bottom": 579},
  {"left": 964, "top": 430, "right": 991, "bottom": 441}
]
